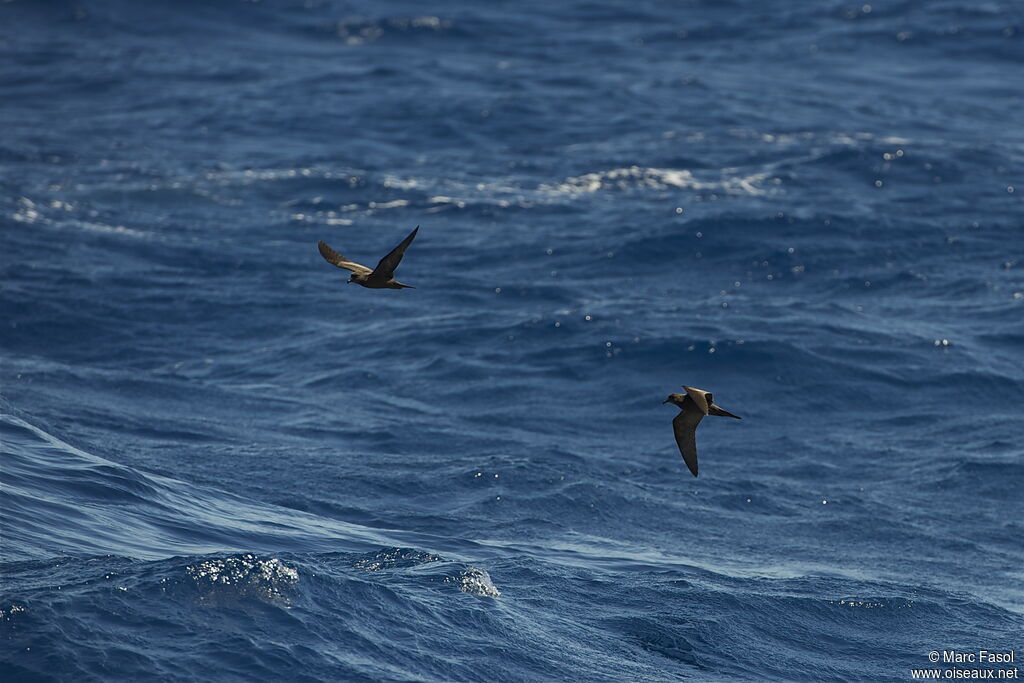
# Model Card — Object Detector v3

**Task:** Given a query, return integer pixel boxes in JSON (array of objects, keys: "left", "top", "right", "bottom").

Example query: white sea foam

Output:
[
  {"left": 540, "top": 166, "right": 770, "bottom": 197},
  {"left": 186, "top": 554, "right": 299, "bottom": 603},
  {"left": 446, "top": 566, "right": 501, "bottom": 598}
]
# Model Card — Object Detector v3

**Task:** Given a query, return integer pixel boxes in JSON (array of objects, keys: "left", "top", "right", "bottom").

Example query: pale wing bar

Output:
[{"left": 318, "top": 241, "right": 372, "bottom": 275}]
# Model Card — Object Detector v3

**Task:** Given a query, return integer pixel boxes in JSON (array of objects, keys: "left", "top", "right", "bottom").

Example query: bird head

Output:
[{"left": 663, "top": 393, "right": 685, "bottom": 405}]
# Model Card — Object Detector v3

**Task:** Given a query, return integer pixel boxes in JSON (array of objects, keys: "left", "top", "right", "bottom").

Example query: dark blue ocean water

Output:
[{"left": 2, "top": 1, "right": 1023, "bottom": 681}]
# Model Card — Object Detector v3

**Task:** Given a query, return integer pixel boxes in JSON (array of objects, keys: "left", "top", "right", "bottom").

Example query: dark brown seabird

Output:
[
  {"left": 663, "top": 385, "right": 741, "bottom": 477},
  {"left": 317, "top": 226, "right": 419, "bottom": 289}
]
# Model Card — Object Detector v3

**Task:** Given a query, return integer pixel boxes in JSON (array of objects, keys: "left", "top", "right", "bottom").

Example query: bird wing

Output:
[
  {"left": 370, "top": 226, "right": 418, "bottom": 280},
  {"left": 672, "top": 397, "right": 705, "bottom": 477},
  {"left": 683, "top": 386, "right": 711, "bottom": 415},
  {"left": 318, "top": 241, "right": 372, "bottom": 275}
]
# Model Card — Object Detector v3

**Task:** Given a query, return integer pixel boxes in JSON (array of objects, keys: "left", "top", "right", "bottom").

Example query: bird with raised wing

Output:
[
  {"left": 663, "top": 385, "right": 741, "bottom": 477},
  {"left": 317, "top": 226, "right": 419, "bottom": 289}
]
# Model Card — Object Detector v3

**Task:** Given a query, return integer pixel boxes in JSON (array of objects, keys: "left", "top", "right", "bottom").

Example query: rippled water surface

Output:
[{"left": 2, "top": 1, "right": 1023, "bottom": 681}]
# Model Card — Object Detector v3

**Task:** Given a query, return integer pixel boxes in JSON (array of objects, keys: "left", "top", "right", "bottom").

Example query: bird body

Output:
[
  {"left": 318, "top": 226, "right": 419, "bottom": 289},
  {"left": 663, "top": 386, "right": 740, "bottom": 477}
]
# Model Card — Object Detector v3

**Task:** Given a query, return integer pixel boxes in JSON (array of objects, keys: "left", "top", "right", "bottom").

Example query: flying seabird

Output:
[
  {"left": 317, "top": 226, "right": 419, "bottom": 289},
  {"left": 663, "top": 385, "right": 741, "bottom": 477}
]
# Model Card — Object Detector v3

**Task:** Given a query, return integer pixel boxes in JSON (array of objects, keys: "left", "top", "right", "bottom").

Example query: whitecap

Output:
[{"left": 445, "top": 566, "right": 501, "bottom": 598}]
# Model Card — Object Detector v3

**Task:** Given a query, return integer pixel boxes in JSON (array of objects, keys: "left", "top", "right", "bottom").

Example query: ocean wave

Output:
[{"left": 0, "top": 414, "right": 436, "bottom": 562}]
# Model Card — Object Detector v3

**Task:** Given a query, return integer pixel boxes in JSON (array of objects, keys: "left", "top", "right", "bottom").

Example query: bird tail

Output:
[{"left": 709, "top": 404, "right": 741, "bottom": 419}]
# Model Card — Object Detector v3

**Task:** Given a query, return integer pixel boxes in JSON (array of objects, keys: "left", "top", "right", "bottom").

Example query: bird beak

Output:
[{"left": 662, "top": 398, "right": 670, "bottom": 404}]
